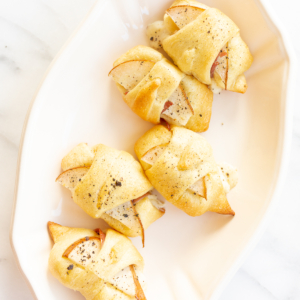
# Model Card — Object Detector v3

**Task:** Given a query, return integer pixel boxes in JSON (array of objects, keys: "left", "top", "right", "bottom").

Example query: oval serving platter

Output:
[{"left": 10, "top": 0, "right": 295, "bottom": 299}]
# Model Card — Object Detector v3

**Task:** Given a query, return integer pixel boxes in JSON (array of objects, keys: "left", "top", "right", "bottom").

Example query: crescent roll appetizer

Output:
[
  {"left": 109, "top": 45, "right": 213, "bottom": 132},
  {"left": 56, "top": 143, "right": 165, "bottom": 245},
  {"left": 147, "top": 0, "right": 253, "bottom": 94},
  {"left": 48, "top": 222, "right": 147, "bottom": 300},
  {"left": 135, "top": 125, "right": 238, "bottom": 217}
]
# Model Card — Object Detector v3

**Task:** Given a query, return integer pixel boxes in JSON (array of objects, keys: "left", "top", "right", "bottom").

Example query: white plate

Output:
[{"left": 10, "top": 0, "right": 295, "bottom": 299}]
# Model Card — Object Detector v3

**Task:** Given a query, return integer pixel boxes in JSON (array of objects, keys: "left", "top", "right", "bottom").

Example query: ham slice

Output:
[
  {"left": 109, "top": 60, "right": 155, "bottom": 92},
  {"left": 141, "top": 144, "right": 168, "bottom": 166},
  {"left": 94, "top": 228, "right": 106, "bottom": 245},
  {"left": 161, "top": 100, "right": 173, "bottom": 114}
]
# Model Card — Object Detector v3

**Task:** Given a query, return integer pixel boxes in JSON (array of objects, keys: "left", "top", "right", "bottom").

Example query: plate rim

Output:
[
  {"left": 9, "top": 0, "right": 297, "bottom": 299},
  {"left": 210, "top": 0, "right": 297, "bottom": 297}
]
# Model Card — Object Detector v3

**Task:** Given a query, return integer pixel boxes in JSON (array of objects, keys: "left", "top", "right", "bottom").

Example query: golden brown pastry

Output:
[
  {"left": 147, "top": 0, "right": 253, "bottom": 94},
  {"left": 48, "top": 222, "right": 147, "bottom": 300},
  {"left": 135, "top": 125, "right": 238, "bottom": 216},
  {"left": 109, "top": 45, "right": 213, "bottom": 132},
  {"left": 56, "top": 143, "right": 165, "bottom": 245}
]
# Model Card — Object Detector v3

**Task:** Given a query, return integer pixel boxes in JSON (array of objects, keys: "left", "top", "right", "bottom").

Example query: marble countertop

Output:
[{"left": 1, "top": 0, "right": 299, "bottom": 299}]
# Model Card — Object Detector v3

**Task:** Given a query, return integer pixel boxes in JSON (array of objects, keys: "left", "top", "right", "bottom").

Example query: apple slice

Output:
[
  {"left": 166, "top": 5, "right": 204, "bottom": 29},
  {"left": 56, "top": 167, "right": 89, "bottom": 192},
  {"left": 109, "top": 60, "right": 155, "bottom": 92},
  {"left": 108, "top": 266, "right": 136, "bottom": 297},
  {"left": 104, "top": 200, "right": 145, "bottom": 247},
  {"left": 106, "top": 265, "right": 146, "bottom": 298},
  {"left": 104, "top": 201, "right": 142, "bottom": 233},
  {"left": 188, "top": 165, "right": 235, "bottom": 198},
  {"left": 63, "top": 237, "right": 101, "bottom": 267},
  {"left": 130, "top": 265, "right": 147, "bottom": 300},
  {"left": 211, "top": 46, "right": 228, "bottom": 89},
  {"left": 189, "top": 177, "right": 206, "bottom": 199},
  {"left": 63, "top": 235, "right": 146, "bottom": 298},
  {"left": 104, "top": 265, "right": 146, "bottom": 298},
  {"left": 141, "top": 144, "right": 169, "bottom": 166},
  {"left": 161, "top": 85, "right": 194, "bottom": 126}
]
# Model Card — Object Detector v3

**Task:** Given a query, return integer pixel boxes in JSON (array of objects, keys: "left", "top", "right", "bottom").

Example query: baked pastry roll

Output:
[
  {"left": 109, "top": 45, "right": 213, "bottom": 132},
  {"left": 135, "top": 125, "right": 238, "bottom": 216},
  {"left": 56, "top": 143, "right": 165, "bottom": 245},
  {"left": 147, "top": 0, "right": 253, "bottom": 94},
  {"left": 48, "top": 222, "right": 147, "bottom": 300}
]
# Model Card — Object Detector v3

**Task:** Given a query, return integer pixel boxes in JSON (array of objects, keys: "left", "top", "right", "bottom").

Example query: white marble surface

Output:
[{"left": 0, "top": 0, "right": 299, "bottom": 299}]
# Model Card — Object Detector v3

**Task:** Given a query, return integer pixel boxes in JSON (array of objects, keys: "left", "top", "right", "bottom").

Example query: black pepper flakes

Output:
[
  {"left": 67, "top": 264, "right": 74, "bottom": 270},
  {"left": 116, "top": 181, "right": 122, "bottom": 187}
]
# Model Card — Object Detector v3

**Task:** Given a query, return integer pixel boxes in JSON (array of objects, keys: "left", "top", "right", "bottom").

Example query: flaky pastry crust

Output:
[
  {"left": 135, "top": 125, "right": 236, "bottom": 216},
  {"left": 110, "top": 45, "right": 213, "bottom": 132},
  {"left": 148, "top": 0, "right": 253, "bottom": 93},
  {"left": 57, "top": 143, "right": 164, "bottom": 239},
  {"left": 48, "top": 222, "right": 144, "bottom": 300}
]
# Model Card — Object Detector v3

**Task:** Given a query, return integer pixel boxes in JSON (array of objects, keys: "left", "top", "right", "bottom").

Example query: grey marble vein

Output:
[{"left": 0, "top": 0, "right": 300, "bottom": 300}]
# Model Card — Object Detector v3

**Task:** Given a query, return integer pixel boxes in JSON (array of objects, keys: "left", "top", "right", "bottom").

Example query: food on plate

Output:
[
  {"left": 109, "top": 45, "right": 213, "bottom": 132},
  {"left": 147, "top": 0, "right": 253, "bottom": 94},
  {"left": 135, "top": 125, "right": 238, "bottom": 216},
  {"left": 48, "top": 222, "right": 147, "bottom": 300},
  {"left": 56, "top": 143, "right": 165, "bottom": 245}
]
